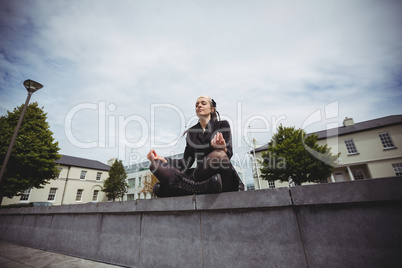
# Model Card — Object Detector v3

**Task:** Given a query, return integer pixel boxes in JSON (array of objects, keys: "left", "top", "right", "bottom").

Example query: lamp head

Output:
[{"left": 24, "top": 79, "right": 43, "bottom": 93}]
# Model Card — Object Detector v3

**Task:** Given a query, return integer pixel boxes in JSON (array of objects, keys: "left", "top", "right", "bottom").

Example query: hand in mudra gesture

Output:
[
  {"left": 211, "top": 132, "right": 227, "bottom": 152},
  {"left": 147, "top": 150, "right": 167, "bottom": 163}
]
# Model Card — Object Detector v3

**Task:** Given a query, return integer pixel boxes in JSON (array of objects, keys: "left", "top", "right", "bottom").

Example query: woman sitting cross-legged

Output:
[{"left": 147, "top": 96, "right": 244, "bottom": 197}]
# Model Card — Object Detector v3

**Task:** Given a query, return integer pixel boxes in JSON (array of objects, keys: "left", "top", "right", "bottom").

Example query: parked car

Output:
[
  {"left": 0, "top": 202, "right": 53, "bottom": 209},
  {"left": 29, "top": 202, "right": 53, "bottom": 207}
]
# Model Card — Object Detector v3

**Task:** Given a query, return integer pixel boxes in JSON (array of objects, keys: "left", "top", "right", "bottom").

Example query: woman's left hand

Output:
[{"left": 211, "top": 132, "right": 227, "bottom": 152}]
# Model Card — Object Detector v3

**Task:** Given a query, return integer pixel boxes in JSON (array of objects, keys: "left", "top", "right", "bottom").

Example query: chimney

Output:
[
  {"left": 252, "top": 138, "right": 258, "bottom": 148},
  {"left": 343, "top": 117, "right": 355, "bottom": 127},
  {"left": 107, "top": 158, "right": 116, "bottom": 166}
]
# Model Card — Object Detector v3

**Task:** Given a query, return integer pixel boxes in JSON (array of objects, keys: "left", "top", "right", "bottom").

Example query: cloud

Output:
[{"left": 1, "top": 0, "right": 401, "bottom": 180}]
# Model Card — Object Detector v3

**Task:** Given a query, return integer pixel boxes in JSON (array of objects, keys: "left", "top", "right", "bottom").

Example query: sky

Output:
[{"left": 1, "top": 0, "right": 401, "bottom": 183}]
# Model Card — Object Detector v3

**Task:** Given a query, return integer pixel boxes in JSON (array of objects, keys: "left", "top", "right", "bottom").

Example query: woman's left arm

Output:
[{"left": 211, "top": 120, "right": 233, "bottom": 158}]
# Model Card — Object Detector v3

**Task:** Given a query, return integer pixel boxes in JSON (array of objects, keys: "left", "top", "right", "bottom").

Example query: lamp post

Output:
[
  {"left": 251, "top": 138, "right": 261, "bottom": 190},
  {"left": 0, "top": 80, "right": 43, "bottom": 185},
  {"left": 247, "top": 125, "right": 261, "bottom": 190}
]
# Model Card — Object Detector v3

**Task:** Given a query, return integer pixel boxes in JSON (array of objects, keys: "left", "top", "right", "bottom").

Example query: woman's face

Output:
[{"left": 195, "top": 97, "right": 213, "bottom": 118}]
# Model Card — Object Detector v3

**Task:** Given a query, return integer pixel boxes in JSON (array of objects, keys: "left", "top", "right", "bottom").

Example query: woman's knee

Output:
[
  {"left": 207, "top": 149, "right": 228, "bottom": 160},
  {"left": 149, "top": 160, "right": 166, "bottom": 174},
  {"left": 206, "top": 150, "right": 231, "bottom": 169}
]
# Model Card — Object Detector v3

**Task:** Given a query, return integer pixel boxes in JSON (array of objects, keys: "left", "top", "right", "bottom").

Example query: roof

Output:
[
  {"left": 125, "top": 161, "right": 150, "bottom": 173},
  {"left": 57, "top": 155, "right": 110, "bottom": 171},
  {"left": 252, "top": 144, "right": 270, "bottom": 153},
  {"left": 313, "top": 114, "right": 402, "bottom": 140},
  {"left": 251, "top": 114, "right": 402, "bottom": 153}
]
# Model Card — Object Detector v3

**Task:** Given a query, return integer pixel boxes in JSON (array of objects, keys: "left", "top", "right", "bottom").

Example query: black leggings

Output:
[{"left": 150, "top": 150, "right": 238, "bottom": 192}]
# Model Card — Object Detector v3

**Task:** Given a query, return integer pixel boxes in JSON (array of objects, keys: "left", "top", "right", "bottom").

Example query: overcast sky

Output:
[{"left": 1, "top": 0, "right": 401, "bottom": 181}]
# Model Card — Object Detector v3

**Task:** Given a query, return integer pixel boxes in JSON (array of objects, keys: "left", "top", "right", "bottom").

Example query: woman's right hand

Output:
[{"left": 147, "top": 150, "right": 167, "bottom": 163}]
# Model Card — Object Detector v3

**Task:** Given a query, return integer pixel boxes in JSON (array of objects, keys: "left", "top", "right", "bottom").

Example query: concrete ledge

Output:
[
  {"left": 297, "top": 200, "right": 402, "bottom": 267},
  {"left": 3, "top": 178, "right": 400, "bottom": 217},
  {"left": 291, "top": 177, "right": 402, "bottom": 205},
  {"left": 0, "top": 188, "right": 292, "bottom": 216},
  {"left": 1, "top": 177, "right": 401, "bottom": 267},
  {"left": 136, "top": 194, "right": 196, "bottom": 212},
  {"left": 195, "top": 187, "right": 291, "bottom": 210}
]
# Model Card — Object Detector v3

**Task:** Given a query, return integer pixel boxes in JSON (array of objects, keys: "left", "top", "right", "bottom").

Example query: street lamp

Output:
[
  {"left": 247, "top": 125, "right": 261, "bottom": 190},
  {"left": 0, "top": 79, "right": 43, "bottom": 185}
]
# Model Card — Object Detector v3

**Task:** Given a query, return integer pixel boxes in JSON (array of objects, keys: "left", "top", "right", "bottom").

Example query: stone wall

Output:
[{"left": 0, "top": 177, "right": 401, "bottom": 267}]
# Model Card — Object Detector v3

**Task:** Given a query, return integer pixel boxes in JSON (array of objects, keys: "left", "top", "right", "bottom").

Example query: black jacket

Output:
[{"left": 167, "top": 120, "right": 233, "bottom": 172}]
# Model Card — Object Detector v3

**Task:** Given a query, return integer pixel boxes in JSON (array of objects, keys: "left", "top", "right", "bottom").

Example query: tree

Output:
[
  {"left": 260, "top": 125, "right": 339, "bottom": 186},
  {"left": 0, "top": 102, "right": 61, "bottom": 204},
  {"left": 139, "top": 174, "right": 159, "bottom": 198},
  {"left": 102, "top": 159, "right": 128, "bottom": 201}
]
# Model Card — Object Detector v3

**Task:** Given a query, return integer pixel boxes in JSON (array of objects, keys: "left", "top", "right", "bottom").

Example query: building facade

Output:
[
  {"left": 1, "top": 155, "right": 110, "bottom": 206},
  {"left": 251, "top": 115, "right": 402, "bottom": 189},
  {"left": 124, "top": 161, "right": 153, "bottom": 201},
  {"left": 315, "top": 115, "right": 402, "bottom": 182}
]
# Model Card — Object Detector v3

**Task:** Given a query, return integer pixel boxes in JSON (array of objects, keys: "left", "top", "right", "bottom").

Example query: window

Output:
[
  {"left": 344, "top": 139, "right": 358, "bottom": 154},
  {"left": 20, "top": 188, "right": 32, "bottom": 202},
  {"left": 127, "top": 194, "right": 135, "bottom": 201},
  {"left": 139, "top": 177, "right": 142, "bottom": 187},
  {"left": 48, "top": 188, "right": 58, "bottom": 201},
  {"left": 334, "top": 172, "right": 344, "bottom": 182},
  {"left": 392, "top": 163, "right": 402, "bottom": 176},
  {"left": 80, "top": 170, "right": 87, "bottom": 180},
  {"left": 379, "top": 132, "right": 396, "bottom": 149},
  {"left": 75, "top": 189, "right": 83, "bottom": 202},
  {"left": 268, "top": 180, "right": 275, "bottom": 189},
  {"left": 128, "top": 178, "right": 136, "bottom": 188},
  {"left": 352, "top": 170, "right": 364, "bottom": 180},
  {"left": 96, "top": 172, "right": 102, "bottom": 181},
  {"left": 92, "top": 190, "right": 99, "bottom": 201}
]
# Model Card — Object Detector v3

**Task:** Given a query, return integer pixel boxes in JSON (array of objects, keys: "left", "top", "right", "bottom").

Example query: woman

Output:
[{"left": 147, "top": 96, "right": 244, "bottom": 197}]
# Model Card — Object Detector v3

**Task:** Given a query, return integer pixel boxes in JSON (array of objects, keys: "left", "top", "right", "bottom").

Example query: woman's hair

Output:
[{"left": 198, "top": 95, "right": 220, "bottom": 121}]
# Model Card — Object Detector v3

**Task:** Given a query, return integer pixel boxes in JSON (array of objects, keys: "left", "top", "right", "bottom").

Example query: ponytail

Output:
[{"left": 211, "top": 98, "right": 220, "bottom": 121}]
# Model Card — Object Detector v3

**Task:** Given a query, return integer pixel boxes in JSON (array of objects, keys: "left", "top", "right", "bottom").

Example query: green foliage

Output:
[
  {"left": 260, "top": 125, "right": 339, "bottom": 186},
  {"left": 0, "top": 102, "right": 61, "bottom": 198},
  {"left": 102, "top": 159, "right": 128, "bottom": 201}
]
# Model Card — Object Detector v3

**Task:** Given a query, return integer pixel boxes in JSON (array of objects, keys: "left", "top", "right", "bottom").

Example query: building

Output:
[
  {"left": 316, "top": 115, "right": 402, "bottom": 182},
  {"left": 1, "top": 155, "right": 110, "bottom": 206},
  {"left": 251, "top": 115, "right": 402, "bottom": 189},
  {"left": 125, "top": 160, "right": 153, "bottom": 200}
]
